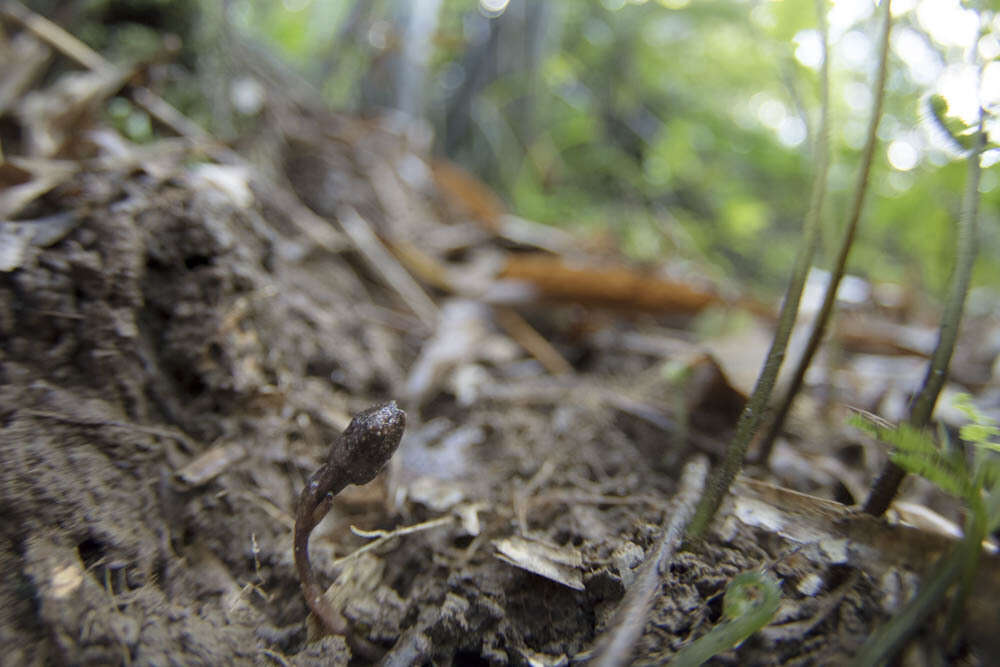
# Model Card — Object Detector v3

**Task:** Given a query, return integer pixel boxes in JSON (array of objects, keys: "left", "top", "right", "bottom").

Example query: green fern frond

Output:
[
  {"left": 955, "top": 395, "right": 1000, "bottom": 454},
  {"left": 850, "top": 413, "right": 953, "bottom": 464},
  {"left": 889, "top": 449, "right": 973, "bottom": 501},
  {"left": 850, "top": 413, "right": 973, "bottom": 503}
]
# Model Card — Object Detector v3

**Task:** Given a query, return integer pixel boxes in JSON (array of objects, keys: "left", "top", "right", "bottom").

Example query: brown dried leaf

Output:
[
  {"left": 493, "top": 535, "right": 585, "bottom": 591},
  {"left": 499, "top": 253, "right": 723, "bottom": 315}
]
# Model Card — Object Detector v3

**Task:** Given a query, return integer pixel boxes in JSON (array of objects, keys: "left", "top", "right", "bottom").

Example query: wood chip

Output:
[{"left": 175, "top": 442, "right": 246, "bottom": 487}]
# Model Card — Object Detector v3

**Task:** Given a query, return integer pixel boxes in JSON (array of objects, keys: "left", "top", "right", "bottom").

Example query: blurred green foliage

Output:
[{"left": 61, "top": 0, "right": 1000, "bottom": 298}]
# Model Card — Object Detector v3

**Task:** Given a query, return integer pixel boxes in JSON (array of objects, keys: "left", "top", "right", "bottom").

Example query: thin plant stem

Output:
[
  {"left": 863, "top": 122, "right": 986, "bottom": 515},
  {"left": 753, "top": 0, "right": 893, "bottom": 470},
  {"left": 686, "top": 0, "right": 892, "bottom": 540},
  {"left": 754, "top": 0, "right": 832, "bottom": 465}
]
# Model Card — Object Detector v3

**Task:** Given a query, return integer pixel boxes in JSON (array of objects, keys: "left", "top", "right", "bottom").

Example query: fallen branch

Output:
[{"left": 590, "top": 456, "right": 708, "bottom": 667}]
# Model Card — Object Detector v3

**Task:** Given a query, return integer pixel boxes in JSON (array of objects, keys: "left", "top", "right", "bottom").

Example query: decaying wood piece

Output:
[
  {"left": 493, "top": 306, "right": 573, "bottom": 376},
  {"left": 500, "top": 253, "right": 726, "bottom": 315}
]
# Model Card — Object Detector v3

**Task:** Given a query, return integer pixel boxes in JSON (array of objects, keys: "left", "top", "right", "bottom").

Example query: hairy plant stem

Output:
[
  {"left": 863, "top": 124, "right": 986, "bottom": 516},
  {"left": 750, "top": 0, "right": 891, "bottom": 470},
  {"left": 758, "top": 0, "right": 892, "bottom": 476},
  {"left": 754, "top": 0, "right": 831, "bottom": 465},
  {"left": 686, "top": 0, "right": 886, "bottom": 540}
]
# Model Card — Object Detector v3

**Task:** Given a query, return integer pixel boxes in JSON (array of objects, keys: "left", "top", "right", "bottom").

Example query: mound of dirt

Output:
[
  {"left": 0, "top": 148, "right": 891, "bottom": 665},
  {"left": 0, "top": 151, "right": 402, "bottom": 662},
  {"left": 3, "top": 7, "right": 996, "bottom": 665}
]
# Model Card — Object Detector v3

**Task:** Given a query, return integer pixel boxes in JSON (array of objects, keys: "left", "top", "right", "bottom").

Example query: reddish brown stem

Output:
[{"left": 292, "top": 402, "right": 405, "bottom": 655}]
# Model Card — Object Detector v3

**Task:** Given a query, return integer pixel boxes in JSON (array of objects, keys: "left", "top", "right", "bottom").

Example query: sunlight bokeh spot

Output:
[
  {"left": 916, "top": 0, "right": 979, "bottom": 49},
  {"left": 938, "top": 64, "right": 980, "bottom": 124},
  {"left": 888, "top": 139, "right": 919, "bottom": 171},
  {"left": 844, "top": 81, "right": 873, "bottom": 113},
  {"left": 778, "top": 117, "right": 807, "bottom": 148},
  {"left": 479, "top": 0, "right": 510, "bottom": 18},
  {"left": 829, "top": 0, "right": 874, "bottom": 38},
  {"left": 837, "top": 30, "right": 872, "bottom": 71},
  {"left": 794, "top": 30, "right": 824, "bottom": 69},
  {"left": 982, "top": 61, "right": 1000, "bottom": 108},
  {"left": 978, "top": 33, "right": 1000, "bottom": 61},
  {"left": 893, "top": 27, "right": 943, "bottom": 86},
  {"left": 756, "top": 97, "right": 786, "bottom": 129}
]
